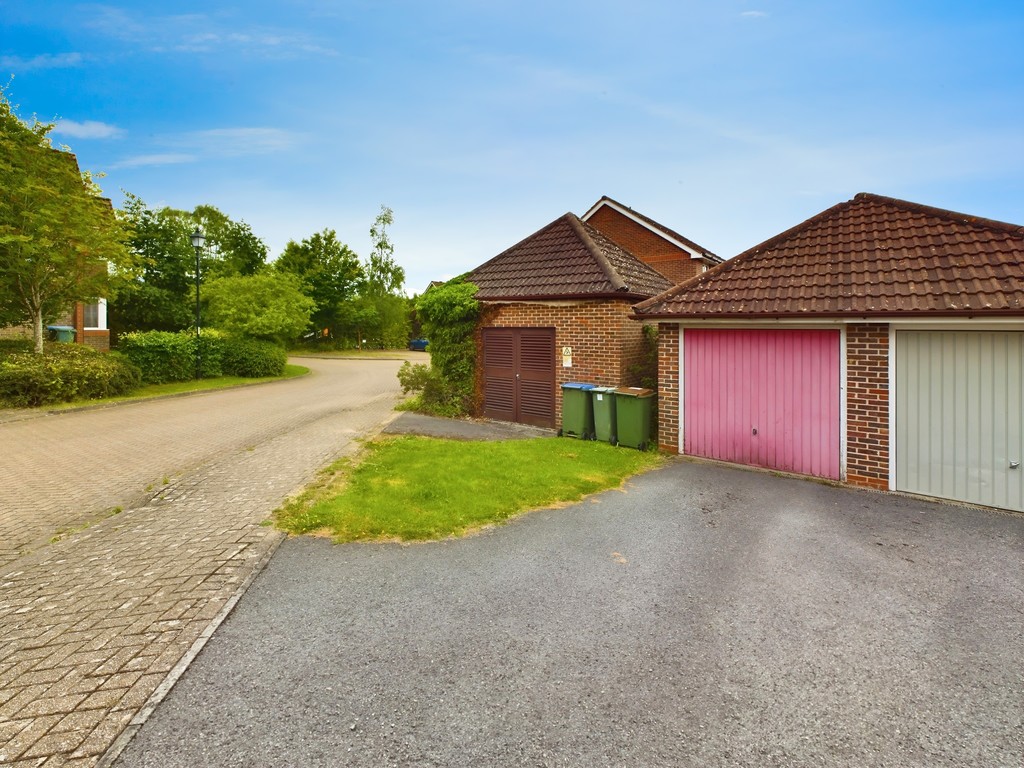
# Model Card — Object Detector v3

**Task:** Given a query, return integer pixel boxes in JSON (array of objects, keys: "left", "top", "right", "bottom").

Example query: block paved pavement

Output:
[{"left": 0, "top": 356, "right": 414, "bottom": 766}]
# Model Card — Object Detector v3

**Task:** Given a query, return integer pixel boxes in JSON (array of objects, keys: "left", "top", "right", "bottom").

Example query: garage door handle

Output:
[{"left": 1011, "top": 461, "right": 1021, "bottom": 469}]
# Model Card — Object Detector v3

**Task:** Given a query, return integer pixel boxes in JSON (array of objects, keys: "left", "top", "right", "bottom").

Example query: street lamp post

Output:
[{"left": 190, "top": 227, "right": 205, "bottom": 379}]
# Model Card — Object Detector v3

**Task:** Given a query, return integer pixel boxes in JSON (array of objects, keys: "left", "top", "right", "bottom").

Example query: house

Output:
[
  {"left": 0, "top": 300, "right": 109, "bottom": 351},
  {"left": 635, "top": 192, "right": 1024, "bottom": 512},
  {"left": 582, "top": 195, "right": 723, "bottom": 284},
  {"left": 469, "top": 211, "right": 676, "bottom": 429}
]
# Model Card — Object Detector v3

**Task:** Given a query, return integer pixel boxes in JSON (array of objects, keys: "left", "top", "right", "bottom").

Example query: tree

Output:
[
  {"left": 0, "top": 91, "right": 132, "bottom": 352},
  {"left": 111, "top": 193, "right": 196, "bottom": 336},
  {"left": 364, "top": 205, "right": 404, "bottom": 296},
  {"left": 111, "top": 196, "right": 271, "bottom": 337},
  {"left": 275, "top": 228, "right": 362, "bottom": 336},
  {"left": 204, "top": 272, "right": 314, "bottom": 345},
  {"left": 345, "top": 205, "right": 409, "bottom": 348},
  {"left": 192, "top": 204, "right": 268, "bottom": 279}
]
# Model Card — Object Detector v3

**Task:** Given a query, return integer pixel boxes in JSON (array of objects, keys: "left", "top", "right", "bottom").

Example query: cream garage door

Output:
[{"left": 896, "top": 331, "right": 1024, "bottom": 512}]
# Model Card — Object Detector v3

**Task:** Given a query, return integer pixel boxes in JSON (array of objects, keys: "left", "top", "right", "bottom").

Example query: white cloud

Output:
[
  {"left": 0, "top": 52, "right": 83, "bottom": 71},
  {"left": 85, "top": 7, "right": 336, "bottom": 58},
  {"left": 183, "top": 127, "right": 303, "bottom": 156},
  {"left": 740, "top": 11, "right": 769, "bottom": 18},
  {"left": 54, "top": 120, "right": 125, "bottom": 140},
  {"left": 113, "top": 153, "right": 197, "bottom": 169}
]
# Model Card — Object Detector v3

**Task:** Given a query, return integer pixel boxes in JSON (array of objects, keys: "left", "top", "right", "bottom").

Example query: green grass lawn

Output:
[
  {"left": 273, "top": 435, "right": 663, "bottom": 542},
  {"left": 47, "top": 363, "right": 309, "bottom": 410}
]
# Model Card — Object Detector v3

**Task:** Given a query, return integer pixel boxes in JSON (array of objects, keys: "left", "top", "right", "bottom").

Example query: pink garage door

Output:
[{"left": 684, "top": 329, "right": 840, "bottom": 479}]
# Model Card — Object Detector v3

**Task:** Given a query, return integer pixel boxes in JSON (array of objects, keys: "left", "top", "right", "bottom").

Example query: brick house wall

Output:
[
  {"left": 475, "top": 299, "right": 652, "bottom": 427},
  {"left": 71, "top": 302, "right": 111, "bottom": 351},
  {"left": 845, "top": 323, "right": 890, "bottom": 490},
  {"left": 585, "top": 207, "right": 705, "bottom": 285},
  {"left": 0, "top": 302, "right": 109, "bottom": 351},
  {"left": 656, "top": 323, "right": 681, "bottom": 453}
]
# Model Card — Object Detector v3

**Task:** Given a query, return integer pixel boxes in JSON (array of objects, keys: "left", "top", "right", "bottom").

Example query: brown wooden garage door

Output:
[{"left": 482, "top": 327, "right": 556, "bottom": 428}]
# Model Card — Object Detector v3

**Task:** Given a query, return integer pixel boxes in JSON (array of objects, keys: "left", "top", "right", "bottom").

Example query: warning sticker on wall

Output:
[{"left": 562, "top": 346, "right": 572, "bottom": 367}]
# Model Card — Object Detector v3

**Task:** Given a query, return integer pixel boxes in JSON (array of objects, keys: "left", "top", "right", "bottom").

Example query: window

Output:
[{"left": 84, "top": 299, "right": 107, "bottom": 330}]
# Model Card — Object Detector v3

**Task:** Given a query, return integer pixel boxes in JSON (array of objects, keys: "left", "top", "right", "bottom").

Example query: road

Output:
[
  {"left": 111, "top": 460, "right": 1024, "bottom": 768},
  {"left": 0, "top": 355, "right": 412, "bottom": 766}
]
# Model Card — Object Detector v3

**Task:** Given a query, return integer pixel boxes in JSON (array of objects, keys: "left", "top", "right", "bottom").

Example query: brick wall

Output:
[
  {"left": 586, "top": 207, "right": 704, "bottom": 285},
  {"left": 846, "top": 323, "right": 890, "bottom": 489},
  {"left": 475, "top": 299, "right": 649, "bottom": 426},
  {"left": 656, "top": 323, "right": 680, "bottom": 453}
]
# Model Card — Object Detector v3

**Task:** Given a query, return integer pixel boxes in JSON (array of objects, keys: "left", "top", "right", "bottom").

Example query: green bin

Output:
[
  {"left": 46, "top": 325, "right": 76, "bottom": 343},
  {"left": 561, "top": 382, "right": 596, "bottom": 439},
  {"left": 590, "top": 386, "right": 618, "bottom": 444},
  {"left": 614, "top": 387, "right": 655, "bottom": 450}
]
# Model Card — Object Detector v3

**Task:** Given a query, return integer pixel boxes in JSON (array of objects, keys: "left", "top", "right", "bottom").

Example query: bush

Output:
[
  {"left": 409, "top": 277, "right": 480, "bottom": 416},
  {"left": 0, "top": 344, "right": 142, "bottom": 407},
  {"left": 117, "top": 331, "right": 197, "bottom": 383},
  {"left": 0, "top": 338, "right": 34, "bottom": 359},
  {"left": 221, "top": 338, "right": 287, "bottom": 377},
  {"left": 117, "top": 330, "right": 227, "bottom": 382}
]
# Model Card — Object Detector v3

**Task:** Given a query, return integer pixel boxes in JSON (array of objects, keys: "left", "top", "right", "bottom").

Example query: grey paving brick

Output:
[{"left": 0, "top": 357, "right": 408, "bottom": 766}]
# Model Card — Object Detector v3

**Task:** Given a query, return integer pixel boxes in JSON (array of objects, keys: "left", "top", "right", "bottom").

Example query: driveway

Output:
[
  {"left": 110, "top": 460, "right": 1024, "bottom": 767},
  {"left": 0, "top": 356, "right": 412, "bottom": 766}
]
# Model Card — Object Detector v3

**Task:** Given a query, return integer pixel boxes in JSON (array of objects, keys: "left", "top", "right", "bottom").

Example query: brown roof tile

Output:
[
  {"left": 469, "top": 213, "right": 672, "bottom": 301},
  {"left": 635, "top": 193, "right": 1024, "bottom": 318}
]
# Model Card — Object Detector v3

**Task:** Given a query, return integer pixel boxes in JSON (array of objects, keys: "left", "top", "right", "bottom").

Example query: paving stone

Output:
[{"left": 0, "top": 357, "right": 408, "bottom": 766}]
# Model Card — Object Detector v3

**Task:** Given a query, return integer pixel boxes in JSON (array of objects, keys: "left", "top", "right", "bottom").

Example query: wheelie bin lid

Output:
[
  {"left": 614, "top": 386, "right": 654, "bottom": 398},
  {"left": 561, "top": 382, "right": 596, "bottom": 390}
]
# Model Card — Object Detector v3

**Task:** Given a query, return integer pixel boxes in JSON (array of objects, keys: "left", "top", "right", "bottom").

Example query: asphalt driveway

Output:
[{"left": 112, "top": 460, "right": 1024, "bottom": 768}]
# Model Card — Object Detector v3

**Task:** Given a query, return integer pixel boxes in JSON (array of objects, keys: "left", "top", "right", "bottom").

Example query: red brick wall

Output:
[
  {"left": 656, "top": 323, "right": 680, "bottom": 453},
  {"left": 846, "top": 323, "right": 890, "bottom": 489},
  {"left": 586, "top": 207, "right": 704, "bottom": 285},
  {"left": 475, "top": 299, "right": 649, "bottom": 426},
  {"left": 0, "top": 303, "right": 109, "bottom": 350}
]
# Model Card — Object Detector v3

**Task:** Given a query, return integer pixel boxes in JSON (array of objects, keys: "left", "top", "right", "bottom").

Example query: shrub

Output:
[
  {"left": 409, "top": 277, "right": 480, "bottom": 415},
  {"left": 221, "top": 338, "right": 287, "bottom": 377},
  {"left": 396, "top": 362, "right": 466, "bottom": 418},
  {"left": 117, "top": 331, "right": 196, "bottom": 383},
  {"left": 0, "top": 344, "right": 142, "bottom": 407},
  {"left": 0, "top": 338, "right": 34, "bottom": 359},
  {"left": 117, "top": 330, "right": 227, "bottom": 382}
]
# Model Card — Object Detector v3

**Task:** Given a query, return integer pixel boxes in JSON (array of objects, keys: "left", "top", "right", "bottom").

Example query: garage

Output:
[
  {"left": 896, "top": 330, "right": 1024, "bottom": 512},
  {"left": 683, "top": 328, "right": 841, "bottom": 480},
  {"left": 481, "top": 327, "right": 556, "bottom": 428}
]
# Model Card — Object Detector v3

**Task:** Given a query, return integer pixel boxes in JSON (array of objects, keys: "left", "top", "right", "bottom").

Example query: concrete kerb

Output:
[
  {"left": 95, "top": 530, "right": 286, "bottom": 768},
  {"left": 93, "top": 407, "right": 406, "bottom": 767}
]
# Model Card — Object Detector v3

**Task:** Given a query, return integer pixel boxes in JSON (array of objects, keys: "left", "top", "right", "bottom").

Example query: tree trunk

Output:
[{"left": 33, "top": 307, "right": 44, "bottom": 354}]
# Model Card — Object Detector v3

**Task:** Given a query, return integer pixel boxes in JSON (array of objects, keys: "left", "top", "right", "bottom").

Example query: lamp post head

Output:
[{"left": 190, "top": 228, "right": 206, "bottom": 250}]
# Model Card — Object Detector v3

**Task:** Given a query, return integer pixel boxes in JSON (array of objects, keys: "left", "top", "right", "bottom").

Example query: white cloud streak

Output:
[
  {"left": 54, "top": 119, "right": 125, "bottom": 139},
  {"left": 0, "top": 53, "right": 83, "bottom": 71},
  {"left": 113, "top": 153, "right": 197, "bottom": 169}
]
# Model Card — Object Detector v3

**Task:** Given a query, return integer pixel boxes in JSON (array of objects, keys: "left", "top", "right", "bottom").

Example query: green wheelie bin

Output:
[
  {"left": 590, "top": 386, "right": 618, "bottom": 444},
  {"left": 614, "top": 387, "right": 655, "bottom": 450},
  {"left": 560, "top": 382, "right": 596, "bottom": 439}
]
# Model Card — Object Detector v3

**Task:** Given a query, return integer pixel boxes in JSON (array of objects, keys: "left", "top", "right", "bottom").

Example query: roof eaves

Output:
[{"left": 478, "top": 291, "right": 654, "bottom": 303}]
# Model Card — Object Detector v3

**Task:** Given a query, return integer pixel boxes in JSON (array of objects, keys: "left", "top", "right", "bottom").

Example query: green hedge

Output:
[
  {"left": 118, "top": 330, "right": 286, "bottom": 382},
  {"left": 0, "top": 344, "right": 142, "bottom": 407},
  {"left": 221, "top": 338, "right": 287, "bottom": 377}
]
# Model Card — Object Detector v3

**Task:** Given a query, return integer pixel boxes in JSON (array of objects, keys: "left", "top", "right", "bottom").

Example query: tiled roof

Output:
[
  {"left": 583, "top": 196, "right": 722, "bottom": 263},
  {"left": 635, "top": 193, "right": 1024, "bottom": 318},
  {"left": 469, "top": 213, "right": 673, "bottom": 301}
]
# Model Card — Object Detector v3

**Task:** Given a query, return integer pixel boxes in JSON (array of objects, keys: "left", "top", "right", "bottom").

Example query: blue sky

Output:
[{"left": 3, "top": 1, "right": 1022, "bottom": 294}]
